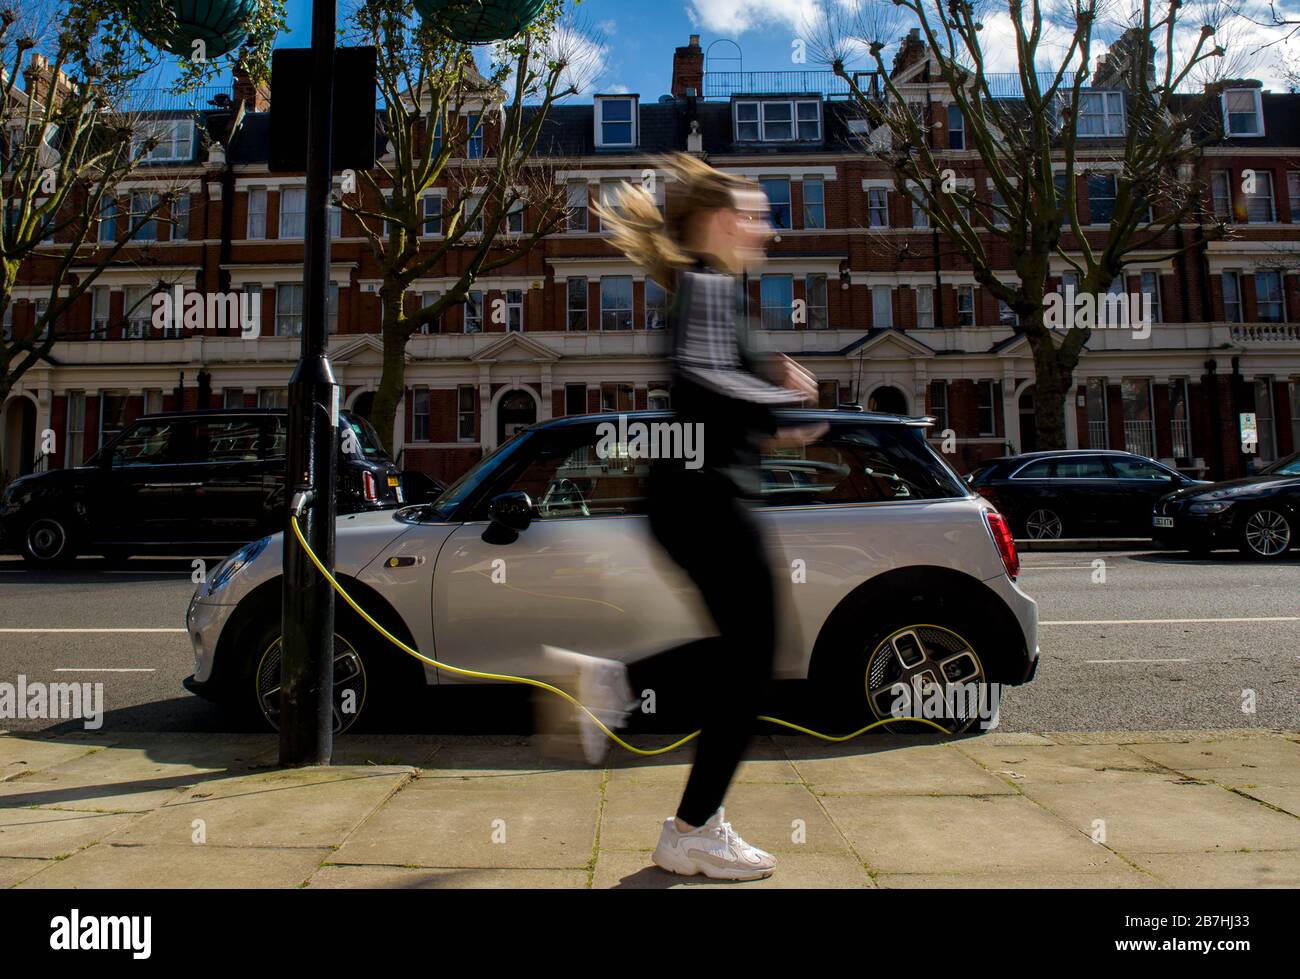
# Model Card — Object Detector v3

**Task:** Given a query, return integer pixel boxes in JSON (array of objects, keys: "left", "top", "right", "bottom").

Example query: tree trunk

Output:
[
  {"left": 369, "top": 289, "right": 409, "bottom": 456},
  {"left": 1023, "top": 306, "right": 1072, "bottom": 451}
]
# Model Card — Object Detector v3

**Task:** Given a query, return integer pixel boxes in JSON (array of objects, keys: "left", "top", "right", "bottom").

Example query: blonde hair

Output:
[{"left": 591, "top": 153, "right": 759, "bottom": 290}]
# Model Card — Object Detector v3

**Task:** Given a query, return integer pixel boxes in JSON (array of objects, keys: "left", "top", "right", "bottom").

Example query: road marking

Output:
[
  {"left": 1053, "top": 615, "right": 1299, "bottom": 625},
  {"left": 1086, "top": 658, "right": 1191, "bottom": 664},
  {"left": 0, "top": 628, "right": 187, "bottom": 633},
  {"left": 53, "top": 668, "right": 156, "bottom": 673}
]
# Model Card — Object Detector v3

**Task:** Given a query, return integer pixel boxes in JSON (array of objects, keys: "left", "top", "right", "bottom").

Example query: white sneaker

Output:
[
  {"left": 539, "top": 645, "right": 634, "bottom": 764},
  {"left": 652, "top": 808, "right": 777, "bottom": 881}
]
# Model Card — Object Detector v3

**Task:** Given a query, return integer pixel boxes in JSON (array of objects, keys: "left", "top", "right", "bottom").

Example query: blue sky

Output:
[{"left": 154, "top": 0, "right": 1296, "bottom": 98}]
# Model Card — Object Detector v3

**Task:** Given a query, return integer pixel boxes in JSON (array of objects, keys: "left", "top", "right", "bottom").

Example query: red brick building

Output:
[{"left": 3, "top": 34, "right": 1298, "bottom": 485}]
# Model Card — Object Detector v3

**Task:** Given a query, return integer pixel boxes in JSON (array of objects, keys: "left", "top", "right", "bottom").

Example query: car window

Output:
[
  {"left": 1053, "top": 457, "right": 1109, "bottom": 478},
  {"left": 1012, "top": 459, "right": 1054, "bottom": 479},
  {"left": 341, "top": 415, "right": 388, "bottom": 461},
  {"left": 495, "top": 430, "right": 648, "bottom": 518},
  {"left": 1110, "top": 457, "right": 1173, "bottom": 479},
  {"left": 1262, "top": 453, "right": 1299, "bottom": 476},
  {"left": 185, "top": 419, "right": 263, "bottom": 463},
  {"left": 110, "top": 421, "right": 177, "bottom": 466},
  {"left": 760, "top": 423, "right": 967, "bottom": 505}
]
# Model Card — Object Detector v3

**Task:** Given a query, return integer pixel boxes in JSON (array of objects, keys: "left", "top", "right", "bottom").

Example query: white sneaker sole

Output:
[{"left": 651, "top": 845, "right": 776, "bottom": 881}]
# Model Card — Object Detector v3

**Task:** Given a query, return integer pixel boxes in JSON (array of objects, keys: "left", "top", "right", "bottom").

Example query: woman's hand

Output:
[{"left": 775, "top": 354, "right": 818, "bottom": 403}]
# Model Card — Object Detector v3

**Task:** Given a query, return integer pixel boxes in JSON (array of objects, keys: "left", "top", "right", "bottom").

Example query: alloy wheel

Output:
[
  {"left": 863, "top": 624, "right": 993, "bottom": 734},
  {"left": 255, "top": 633, "right": 368, "bottom": 733},
  {"left": 26, "top": 518, "right": 68, "bottom": 562},
  {"left": 1243, "top": 509, "right": 1292, "bottom": 558},
  {"left": 1024, "top": 509, "right": 1063, "bottom": 539}
]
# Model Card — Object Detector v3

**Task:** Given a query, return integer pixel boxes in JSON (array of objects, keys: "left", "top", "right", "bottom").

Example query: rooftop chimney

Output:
[
  {"left": 671, "top": 34, "right": 704, "bottom": 100},
  {"left": 232, "top": 65, "right": 271, "bottom": 112}
]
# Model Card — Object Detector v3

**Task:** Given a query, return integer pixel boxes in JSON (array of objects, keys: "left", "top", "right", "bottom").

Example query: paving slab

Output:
[
  {"left": 953, "top": 743, "right": 1173, "bottom": 785},
  {"left": 325, "top": 737, "right": 442, "bottom": 769},
  {"left": 821, "top": 794, "right": 1117, "bottom": 875},
  {"left": 0, "top": 736, "right": 104, "bottom": 781},
  {"left": 1126, "top": 738, "right": 1300, "bottom": 782},
  {"left": 592, "top": 847, "right": 874, "bottom": 888},
  {"left": 0, "top": 856, "right": 54, "bottom": 887},
  {"left": 306, "top": 864, "right": 589, "bottom": 888},
  {"left": 875, "top": 868, "right": 1156, "bottom": 888},
  {"left": 787, "top": 742, "right": 1016, "bottom": 796},
  {"left": 607, "top": 737, "right": 800, "bottom": 784},
  {"left": 417, "top": 740, "right": 604, "bottom": 786},
  {"left": 1129, "top": 849, "right": 1300, "bottom": 888},
  {"left": 1230, "top": 783, "right": 1300, "bottom": 818},
  {"left": 1020, "top": 779, "right": 1300, "bottom": 854},
  {"left": 106, "top": 767, "right": 411, "bottom": 849},
  {"left": 1045, "top": 729, "right": 1290, "bottom": 746},
  {"left": 16, "top": 843, "right": 330, "bottom": 889},
  {"left": 332, "top": 777, "right": 600, "bottom": 869},
  {"left": 0, "top": 806, "right": 139, "bottom": 859}
]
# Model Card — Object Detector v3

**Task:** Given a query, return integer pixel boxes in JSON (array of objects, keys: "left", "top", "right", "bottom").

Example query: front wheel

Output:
[
  {"left": 1022, "top": 508, "right": 1064, "bottom": 540},
  {"left": 21, "top": 515, "right": 78, "bottom": 566},
  {"left": 1238, "top": 507, "right": 1293, "bottom": 560},
  {"left": 239, "top": 611, "right": 424, "bottom": 733}
]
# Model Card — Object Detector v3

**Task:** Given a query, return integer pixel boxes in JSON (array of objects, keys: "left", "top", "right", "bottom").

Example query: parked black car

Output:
[
  {"left": 1153, "top": 451, "right": 1299, "bottom": 559},
  {"left": 967, "top": 449, "right": 1204, "bottom": 539},
  {"left": 0, "top": 408, "right": 403, "bottom": 565}
]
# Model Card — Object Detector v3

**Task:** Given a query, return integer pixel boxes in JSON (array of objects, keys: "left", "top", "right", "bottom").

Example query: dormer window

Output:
[
  {"left": 131, "top": 117, "right": 195, "bottom": 163},
  {"left": 595, "top": 95, "right": 638, "bottom": 149},
  {"left": 1222, "top": 88, "right": 1264, "bottom": 137},
  {"left": 1077, "top": 91, "right": 1125, "bottom": 137},
  {"left": 734, "top": 99, "right": 821, "bottom": 143}
]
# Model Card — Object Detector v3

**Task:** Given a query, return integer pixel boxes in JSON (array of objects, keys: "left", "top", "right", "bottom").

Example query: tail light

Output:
[
  {"left": 983, "top": 509, "right": 1020, "bottom": 581},
  {"left": 361, "top": 471, "right": 377, "bottom": 502}
]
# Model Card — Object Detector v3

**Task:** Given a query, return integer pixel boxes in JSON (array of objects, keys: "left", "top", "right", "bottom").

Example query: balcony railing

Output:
[
  {"left": 1123, "top": 420, "right": 1155, "bottom": 458},
  {"left": 1170, "top": 418, "right": 1192, "bottom": 461},
  {"left": 1230, "top": 323, "right": 1300, "bottom": 343},
  {"left": 1087, "top": 419, "right": 1109, "bottom": 449},
  {"left": 702, "top": 70, "right": 878, "bottom": 100}
]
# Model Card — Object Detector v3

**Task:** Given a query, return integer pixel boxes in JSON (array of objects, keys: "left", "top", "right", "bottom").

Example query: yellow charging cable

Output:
[{"left": 289, "top": 514, "right": 951, "bottom": 754}]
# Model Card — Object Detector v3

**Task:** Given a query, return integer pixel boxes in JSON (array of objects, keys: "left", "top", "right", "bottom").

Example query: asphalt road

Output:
[{"left": 0, "top": 549, "right": 1295, "bottom": 735}]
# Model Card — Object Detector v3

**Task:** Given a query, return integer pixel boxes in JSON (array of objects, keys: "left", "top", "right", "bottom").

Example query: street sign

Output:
[
  {"left": 1239, "top": 412, "right": 1257, "bottom": 454},
  {"left": 269, "top": 46, "right": 378, "bottom": 172}
]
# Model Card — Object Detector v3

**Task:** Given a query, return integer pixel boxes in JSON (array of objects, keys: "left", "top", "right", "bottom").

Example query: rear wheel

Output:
[
  {"left": 1238, "top": 507, "right": 1293, "bottom": 560},
  {"left": 820, "top": 608, "right": 1003, "bottom": 735},
  {"left": 21, "top": 515, "right": 78, "bottom": 566},
  {"left": 1022, "top": 508, "right": 1063, "bottom": 540}
]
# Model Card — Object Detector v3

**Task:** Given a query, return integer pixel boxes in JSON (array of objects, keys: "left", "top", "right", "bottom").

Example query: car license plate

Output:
[
  {"left": 1152, "top": 516, "right": 1174, "bottom": 528},
  {"left": 387, "top": 476, "right": 399, "bottom": 487}
]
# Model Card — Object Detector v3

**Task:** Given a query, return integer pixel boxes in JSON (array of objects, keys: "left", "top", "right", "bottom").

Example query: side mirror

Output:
[{"left": 485, "top": 491, "right": 534, "bottom": 541}]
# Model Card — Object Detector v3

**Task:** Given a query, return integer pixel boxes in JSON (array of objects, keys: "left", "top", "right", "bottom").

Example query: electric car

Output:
[{"left": 183, "top": 410, "right": 1039, "bottom": 734}]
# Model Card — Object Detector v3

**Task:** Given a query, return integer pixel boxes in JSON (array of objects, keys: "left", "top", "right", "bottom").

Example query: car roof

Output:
[
  {"left": 134, "top": 407, "right": 356, "bottom": 421},
  {"left": 531, "top": 408, "right": 933, "bottom": 431},
  {"left": 984, "top": 449, "right": 1150, "bottom": 465}
]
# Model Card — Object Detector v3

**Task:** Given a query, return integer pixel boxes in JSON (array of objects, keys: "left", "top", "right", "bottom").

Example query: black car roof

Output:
[
  {"left": 983, "top": 449, "right": 1151, "bottom": 465},
  {"left": 531, "top": 408, "right": 933, "bottom": 431},
  {"left": 135, "top": 408, "right": 357, "bottom": 421}
]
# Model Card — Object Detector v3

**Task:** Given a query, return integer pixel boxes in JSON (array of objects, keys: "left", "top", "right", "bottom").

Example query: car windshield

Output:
[
  {"left": 426, "top": 431, "right": 532, "bottom": 521},
  {"left": 1262, "top": 452, "right": 1300, "bottom": 476}
]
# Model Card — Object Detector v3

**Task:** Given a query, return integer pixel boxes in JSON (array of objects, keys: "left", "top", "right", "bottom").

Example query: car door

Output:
[
  {"left": 95, "top": 419, "right": 192, "bottom": 544},
  {"left": 181, "top": 415, "right": 281, "bottom": 547},
  {"left": 1105, "top": 456, "right": 1182, "bottom": 535},
  {"left": 1003, "top": 457, "right": 1058, "bottom": 535},
  {"left": 430, "top": 424, "right": 712, "bottom": 680},
  {"left": 1048, "top": 455, "right": 1116, "bottom": 535}
]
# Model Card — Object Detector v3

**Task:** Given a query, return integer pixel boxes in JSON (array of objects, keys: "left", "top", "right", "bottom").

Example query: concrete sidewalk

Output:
[{"left": 1, "top": 728, "right": 1297, "bottom": 888}]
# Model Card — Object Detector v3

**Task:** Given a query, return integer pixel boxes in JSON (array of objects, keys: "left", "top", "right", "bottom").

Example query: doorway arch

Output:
[
  {"left": 495, "top": 388, "right": 538, "bottom": 444},
  {"left": 867, "top": 385, "right": 908, "bottom": 415}
]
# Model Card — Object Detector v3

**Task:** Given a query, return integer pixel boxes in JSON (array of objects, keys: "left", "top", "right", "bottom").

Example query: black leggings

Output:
[{"left": 627, "top": 466, "right": 777, "bottom": 828}]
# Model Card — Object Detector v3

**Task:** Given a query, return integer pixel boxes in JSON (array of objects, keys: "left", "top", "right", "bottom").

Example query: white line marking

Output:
[
  {"left": 1041, "top": 617, "right": 1299, "bottom": 626},
  {"left": 0, "top": 628, "right": 186, "bottom": 633},
  {"left": 1086, "top": 658, "right": 1191, "bottom": 664},
  {"left": 53, "top": 668, "right": 157, "bottom": 673}
]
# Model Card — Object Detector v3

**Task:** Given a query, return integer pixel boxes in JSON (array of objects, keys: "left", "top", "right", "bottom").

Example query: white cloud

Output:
[{"left": 684, "top": 0, "right": 811, "bottom": 35}]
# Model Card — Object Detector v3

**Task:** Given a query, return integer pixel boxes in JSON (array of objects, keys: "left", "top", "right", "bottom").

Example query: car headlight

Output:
[
  {"left": 208, "top": 536, "right": 271, "bottom": 594},
  {"left": 1189, "top": 500, "right": 1233, "bottom": 514}
]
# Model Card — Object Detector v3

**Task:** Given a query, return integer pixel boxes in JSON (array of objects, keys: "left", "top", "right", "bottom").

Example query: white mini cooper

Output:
[{"left": 183, "top": 410, "right": 1039, "bottom": 734}]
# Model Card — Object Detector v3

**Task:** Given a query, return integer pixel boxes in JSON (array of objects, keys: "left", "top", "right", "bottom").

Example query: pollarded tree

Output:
[
  {"left": 341, "top": 1, "right": 593, "bottom": 453},
  {"left": 818, "top": 0, "right": 1237, "bottom": 449}
]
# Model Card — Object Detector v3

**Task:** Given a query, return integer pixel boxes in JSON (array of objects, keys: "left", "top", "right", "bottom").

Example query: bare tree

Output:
[
  {"left": 340, "top": 0, "right": 594, "bottom": 454},
  {"left": 815, "top": 0, "right": 1235, "bottom": 449}
]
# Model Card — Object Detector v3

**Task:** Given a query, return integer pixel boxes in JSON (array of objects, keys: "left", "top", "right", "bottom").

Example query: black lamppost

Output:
[{"left": 278, "top": 0, "right": 340, "bottom": 767}]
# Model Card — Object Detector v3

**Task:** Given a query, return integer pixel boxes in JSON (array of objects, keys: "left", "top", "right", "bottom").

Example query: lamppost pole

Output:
[{"left": 279, "top": 0, "right": 339, "bottom": 766}]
